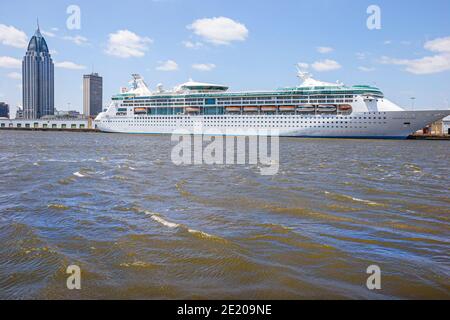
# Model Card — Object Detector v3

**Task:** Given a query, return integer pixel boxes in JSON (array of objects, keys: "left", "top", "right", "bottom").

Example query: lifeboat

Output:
[
  {"left": 243, "top": 107, "right": 258, "bottom": 112},
  {"left": 134, "top": 107, "right": 147, "bottom": 114},
  {"left": 279, "top": 106, "right": 296, "bottom": 112},
  {"left": 296, "top": 105, "right": 315, "bottom": 112},
  {"left": 338, "top": 104, "right": 352, "bottom": 111},
  {"left": 317, "top": 105, "right": 337, "bottom": 112},
  {"left": 186, "top": 107, "right": 200, "bottom": 113},
  {"left": 226, "top": 106, "right": 241, "bottom": 112},
  {"left": 261, "top": 106, "right": 277, "bottom": 112}
]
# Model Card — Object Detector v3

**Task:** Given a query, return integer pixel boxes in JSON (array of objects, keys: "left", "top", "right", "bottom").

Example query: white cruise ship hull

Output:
[{"left": 95, "top": 110, "right": 449, "bottom": 139}]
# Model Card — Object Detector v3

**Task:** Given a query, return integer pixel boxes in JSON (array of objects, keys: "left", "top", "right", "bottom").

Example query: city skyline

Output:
[{"left": 1, "top": 0, "right": 450, "bottom": 118}]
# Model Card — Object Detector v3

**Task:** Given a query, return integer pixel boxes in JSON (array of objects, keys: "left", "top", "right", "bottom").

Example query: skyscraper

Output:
[
  {"left": 22, "top": 24, "right": 54, "bottom": 119},
  {"left": 83, "top": 73, "right": 103, "bottom": 117},
  {"left": 0, "top": 102, "right": 9, "bottom": 118}
]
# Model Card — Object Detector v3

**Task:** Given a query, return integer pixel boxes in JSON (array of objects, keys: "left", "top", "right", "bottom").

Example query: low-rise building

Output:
[
  {"left": 443, "top": 116, "right": 450, "bottom": 135},
  {"left": 417, "top": 116, "right": 450, "bottom": 136},
  {"left": 0, "top": 118, "right": 90, "bottom": 130},
  {"left": 16, "top": 107, "right": 24, "bottom": 119}
]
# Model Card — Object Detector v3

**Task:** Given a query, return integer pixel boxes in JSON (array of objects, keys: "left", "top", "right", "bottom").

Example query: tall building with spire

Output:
[{"left": 22, "top": 22, "right": 54, "bottom": 119}]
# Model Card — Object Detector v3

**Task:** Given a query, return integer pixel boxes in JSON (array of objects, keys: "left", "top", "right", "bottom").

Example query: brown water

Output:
[{"left": 0, "top": 131, "right": 449, "bottom": 299}]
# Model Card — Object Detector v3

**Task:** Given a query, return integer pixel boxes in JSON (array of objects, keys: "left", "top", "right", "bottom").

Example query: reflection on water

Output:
[{"left": 0, "top": 131, "right": 449, "bottom": 299}]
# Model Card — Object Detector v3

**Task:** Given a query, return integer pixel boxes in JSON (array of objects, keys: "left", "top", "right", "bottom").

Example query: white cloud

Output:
[
  {"left": 105, "top": 30, "right": 153, "bottom": 58},
  {"left": 41, "top": 30, "right": 56, "bottom": 38},
  {"left": 156, "top": 60, "right": 178, "bottom": 71},
  {"left": 317, "top": 46, "right": 334, "bottom": 54},
  {"left": 297, "top": 62, "right": 309, "bottom": 69},
  {"left": 63, "top": 35, "right": 89, "bottom": 46},
  {"left": 7, "top": 72, "right": 21, "bottom": 79},
  {"left": 192, "top": 63, "right": 216, "bottom": 71},
  {"left": 187, "top": 17, "right": 248, "bottom": 45},
  {"left": 380, "top": 55, "right": 450, "bottom": 75},
  {"left": 424, "top": 36, "right": 450, "bottom": 53},
  {"left": 55, "top": 61, "right": 86, "bottom": 70},
  {"left": 380, "top": 36, "right": 450, "bottom": 75},
  {"left": 183, "top": 40, "right": 203, "bottom": 49},
  {"left": 311, "top": 59, "right": 342, "bottom": 72},
  {"left": 0, "top": 24, "right": 28, "bottom": 48},
  {"left": 0, "top": 56, "right": 21, "bottom": 68},
  {"left": 384, "top": 40, "right": 392, "bottom": 45},
  {"left": 356, "top": 52, "right": 367, "bottom": 60},
  {"left": 358, "top": 66, "right": 375, "bottom": 72}
]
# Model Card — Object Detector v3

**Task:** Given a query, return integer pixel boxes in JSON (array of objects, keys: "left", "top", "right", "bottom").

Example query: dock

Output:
[{"left": 407, "top": 134, "right": 450, "bottom": 141}]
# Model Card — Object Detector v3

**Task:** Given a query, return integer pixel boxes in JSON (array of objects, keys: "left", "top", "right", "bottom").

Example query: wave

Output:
[
  {"left": 144, "top": 210, "right": 226, "bottom": 242},
  {"left": 324, "top": 191, "right": 383, "bottom": 207},
  {"left": 146, "top": 211, "right": 180, "bottom": 229},
  {"left": 73, "top": 172, "right": 85, "bottom": 178}
]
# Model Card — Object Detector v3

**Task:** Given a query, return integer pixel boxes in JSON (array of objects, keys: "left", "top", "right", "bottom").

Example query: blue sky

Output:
[{"left": 0, "top": 0, "right": 449, "bottom": 117}]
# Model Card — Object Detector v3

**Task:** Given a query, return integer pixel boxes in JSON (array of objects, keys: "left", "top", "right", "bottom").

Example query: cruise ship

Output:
[{"left": 95, "top": 67, "right": 450, "bottom": 138}]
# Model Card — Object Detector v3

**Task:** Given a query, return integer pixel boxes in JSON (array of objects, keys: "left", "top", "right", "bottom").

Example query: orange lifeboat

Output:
[
  {"left": 338, "top": 104, "right": 352, "bottom": 111},
  {"left": 226, "top": 106, "right": 241, "bottom": 112},
  {"left": 243, "top": 107, "right": 258, "bottom": 112},
  {"left": 134, "top": 107, "right": 147, "bottom": 114},
  {"left": 279, "top": 106, "right": 295, "bottom": 112},
  {"left": 186, "top": 107, "right": 200, "bottom": 113},
  {"left": 261, "top": 106, "right": 277, "bottom": 112}
]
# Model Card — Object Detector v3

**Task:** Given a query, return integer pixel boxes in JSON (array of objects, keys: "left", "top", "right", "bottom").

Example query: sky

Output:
[{"left": 0, "top": 0, "right": 450, "bottom": 117}]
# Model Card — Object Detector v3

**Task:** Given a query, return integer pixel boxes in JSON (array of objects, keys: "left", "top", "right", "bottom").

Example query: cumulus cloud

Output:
[
  {"left": 62, "top": 35, "right": 89, "bottom": 46},
  {"left": 311, "top": 59, "right": 342, "bottom": 72},
  {"left": 7, "top": 72, "right": 22, "bottom": 79},
  {"left": 358, "top": 66, "right": 375, "bottom": 72},
  {"left": 0, "top": 24, "right": 28, "bottom": 48},
  {"left": 380, "top": 36, "right": 450, "bottom": 75},
  {"left": 156, "top": 60, "right": 178, "bottom": 71},
  {"left": 356, "top": 52, "right": 367, "bottom": 60},
  {"left": 317, "top": 46, "right": 334, "bottom": 54},
  {"left": 187, "top": 17, "right": 248, "bottom": 45},
  {"left": 183, "top": 40, "right": 204, "bottom": 49},
  {"left": 55, "top": 61, "right": 86, "bottom": 70},
  {"left": 192, "top": 63, "right": 216, "bottom": 71},
  {"left": 424, "top": 36, "right": 450, "bottom": 53},
  {"left": 105, "top": 30, "right": 153, "bottom": 58},
  {"left": 41, "top": 30, "right": 56, "bottom": 38},
  {"left": 0, "top": 56, "right": 22, "bottom": 68}
]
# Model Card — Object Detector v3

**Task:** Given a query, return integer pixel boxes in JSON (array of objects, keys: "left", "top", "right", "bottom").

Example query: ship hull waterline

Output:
[{"left": 95, "top": 110, "right": 449, "bottom": 139}]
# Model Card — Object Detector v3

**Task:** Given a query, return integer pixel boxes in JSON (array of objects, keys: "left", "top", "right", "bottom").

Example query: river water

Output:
[{"left": 0, "top": 131, "right": 449, "bottom": 299}]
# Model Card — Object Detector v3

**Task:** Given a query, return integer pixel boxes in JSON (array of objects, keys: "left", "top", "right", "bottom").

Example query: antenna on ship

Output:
[
  {"left": 295, "top": 63, "right": 312, "bottom": 81},
  {"left": 410, "top": 97, "right": 416, "bottom": 111}
]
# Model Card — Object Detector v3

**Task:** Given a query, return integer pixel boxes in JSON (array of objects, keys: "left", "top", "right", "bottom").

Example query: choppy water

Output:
[{"left": 0, "top": 131, "right": 449, "bottom": 299}]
